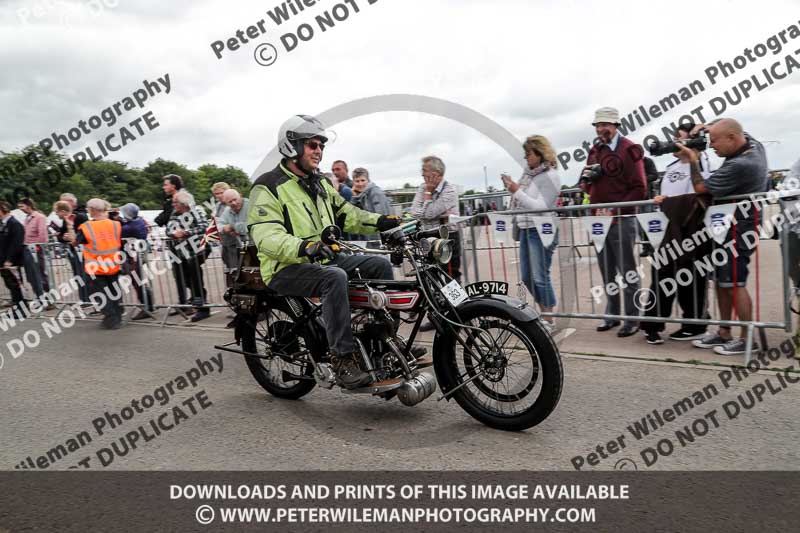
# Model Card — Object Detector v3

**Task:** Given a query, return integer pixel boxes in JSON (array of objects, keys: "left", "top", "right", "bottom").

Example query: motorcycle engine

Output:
[{"left": 353, "top": 312, "right": 396, "bottom": 377}]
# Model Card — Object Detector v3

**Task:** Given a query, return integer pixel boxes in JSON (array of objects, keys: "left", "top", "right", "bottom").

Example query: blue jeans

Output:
[{"left": 519, "top": 227, "right": 558, "bottom": 308}]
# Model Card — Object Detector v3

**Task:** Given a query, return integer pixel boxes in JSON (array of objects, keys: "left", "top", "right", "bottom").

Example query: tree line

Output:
[{"left": 0, "top": 145, "right": 252, "bottom": 210}]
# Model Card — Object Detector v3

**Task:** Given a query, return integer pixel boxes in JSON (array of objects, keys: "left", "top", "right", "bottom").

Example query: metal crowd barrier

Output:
[
  {"left": 6, "top": 237, "right": 234, "bottom": 326},
  {"left": 5, "top": 190, "right": 798, "bottom": 355},
  {"left": 456, "top": 189, "right": 800, "bottom": 361}
]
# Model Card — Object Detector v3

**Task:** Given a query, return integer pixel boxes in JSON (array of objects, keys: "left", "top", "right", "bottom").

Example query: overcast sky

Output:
[{"left": 2, "top": 0, "right": 799, "bottom": 193}]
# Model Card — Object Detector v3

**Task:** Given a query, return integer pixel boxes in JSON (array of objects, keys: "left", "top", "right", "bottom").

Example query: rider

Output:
[{"left": 248, "top": 115, "right": 403, "bottom": 389}]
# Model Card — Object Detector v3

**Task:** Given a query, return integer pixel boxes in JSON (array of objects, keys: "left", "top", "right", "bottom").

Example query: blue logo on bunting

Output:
[
  {"left": 648, "top": 220, "right": 662, "bottom": 233},
  {"left": 496, "top": 220, "right": 507, "bottom": 232},
  {"left": 710, "top": 213, "right": 726, "bottom": 227},
  {"left": 591, "top": 222, "right": 604, "bottom": 235},
  {"left": 541, "top": 223, "right": 553, "bottom": 235}
]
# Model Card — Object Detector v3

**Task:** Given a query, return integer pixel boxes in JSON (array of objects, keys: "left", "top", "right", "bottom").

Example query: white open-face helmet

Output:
[{"left": 277, "top": 114, "right": 329, "bottom": 159}]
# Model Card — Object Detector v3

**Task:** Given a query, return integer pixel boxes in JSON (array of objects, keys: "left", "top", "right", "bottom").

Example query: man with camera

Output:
[
  {"left": 580, "top": 107, "right": 648, "bottom": 337},
  {"left": 641, "top": 122, "right": 714, "bottom": 344},
  {"left": 678, "top": 118, "right": 769, "bottom": 355}
]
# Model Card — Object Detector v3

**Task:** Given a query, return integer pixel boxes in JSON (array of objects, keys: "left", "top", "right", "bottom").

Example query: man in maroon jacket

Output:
[{"left": 581, "top": 107, "right": 648, "bottom": 337}]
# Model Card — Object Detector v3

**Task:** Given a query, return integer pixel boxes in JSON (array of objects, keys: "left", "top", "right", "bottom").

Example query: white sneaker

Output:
[
  {"left": 692, "top": 331, "right": 729, "bottom": 349},
  {"left": 713, "top": 338, "right": 756, "bottom": 356}
]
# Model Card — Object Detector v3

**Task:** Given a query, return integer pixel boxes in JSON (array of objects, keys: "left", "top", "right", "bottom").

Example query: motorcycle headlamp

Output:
[{"left": 424, "top": 238, "right": 453, "bottom": 264}]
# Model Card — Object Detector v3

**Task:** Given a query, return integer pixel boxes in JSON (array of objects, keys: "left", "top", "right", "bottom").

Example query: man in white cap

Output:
[{"left": 580, "top": 106, "right": 648, "bottom": 337}]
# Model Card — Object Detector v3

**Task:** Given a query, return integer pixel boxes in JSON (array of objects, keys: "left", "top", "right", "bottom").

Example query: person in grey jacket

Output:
[
  {"left": 501, "top": 135, "right": 561, "bottom": 329},
  {"left": 350, "top": 167, "right": 393, "bottom": 240},
  {"left": 221, "top": 189, "right": 250, "bottom": 244},
  {"left": 351, "top": 168, "right": 392, "bottom": 215}
]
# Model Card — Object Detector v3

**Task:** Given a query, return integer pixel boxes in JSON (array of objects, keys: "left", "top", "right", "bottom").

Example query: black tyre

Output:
[
  {"left": 434, "top": 306, "right": 563, "bottom": 431},
  {"left": 240, "top": 302, "right": 317, "bottom": 400}
]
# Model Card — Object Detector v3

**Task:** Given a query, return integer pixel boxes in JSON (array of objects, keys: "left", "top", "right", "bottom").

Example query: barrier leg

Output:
[
  {"left": 469, "top": 221, "right": 480, "bottom": 281},
  {"left": 744, "top": 322, "right": 755, "bottom": 364}
]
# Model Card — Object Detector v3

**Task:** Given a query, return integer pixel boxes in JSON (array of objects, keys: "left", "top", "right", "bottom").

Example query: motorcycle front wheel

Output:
[
  {"left": 434, "top": 305, "right": 563, "bottom": 431},
  {"left": 239, "top": 301, "right": 317, "bottom": 400}
]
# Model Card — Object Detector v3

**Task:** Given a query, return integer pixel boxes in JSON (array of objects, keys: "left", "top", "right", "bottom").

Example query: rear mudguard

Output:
[{"left": 431, "top": 295, "right": 542, "bottom": 399}]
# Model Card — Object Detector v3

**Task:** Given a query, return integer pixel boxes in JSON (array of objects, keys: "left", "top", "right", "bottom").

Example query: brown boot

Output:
[{"left": 331, "top": 353, "right": 372, "bottom": 389}]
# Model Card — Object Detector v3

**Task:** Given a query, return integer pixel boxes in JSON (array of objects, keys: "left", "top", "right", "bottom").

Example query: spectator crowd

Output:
[{"left": 0, "top": 108, "right": 794, "bottom": 360}]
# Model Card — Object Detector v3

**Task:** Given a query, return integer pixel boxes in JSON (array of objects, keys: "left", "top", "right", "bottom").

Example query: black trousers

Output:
[
  {"left": 269, "top": 255, "right": 393, "bottom": 355},
  {"left": 91, "top": 274, "right": 123, "bottom": 326},
  {"left": 172, "top": 262, "right": 188, "bottom": 305},
  {"left": 67, "top": 248, "right": 91, "bottom": 302},
  {"left": 597, "top": 218, "right": 640, "bottom": 327},
  {"left": 641, "top": 261, "right": 708, "bottom": 334},
  {"left": 1, "top": 266, "right": 25, "bottom": 312},
  {"left": 178, "top": 257, "right": 208, "bottom": 313},
  {"left": 128, "top": 258, "right": 154, "bottom": 312}
]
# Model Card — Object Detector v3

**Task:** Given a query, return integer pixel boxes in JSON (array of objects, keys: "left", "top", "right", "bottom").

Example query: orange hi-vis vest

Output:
[{"left": 80, "top": 219, "right": 123, "bottom": 276}]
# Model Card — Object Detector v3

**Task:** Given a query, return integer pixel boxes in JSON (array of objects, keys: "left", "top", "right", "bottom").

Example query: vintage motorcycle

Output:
[{"left": 215, "top": 221, "right": 563, "bottom": 431}]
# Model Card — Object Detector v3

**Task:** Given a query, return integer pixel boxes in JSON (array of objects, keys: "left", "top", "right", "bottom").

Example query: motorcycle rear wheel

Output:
[
  {"left": 240, "top": 303, "right": 317, "bottom": 400},
  {"left": 435, "top": 305, "right": 563, "bottom": 431}
]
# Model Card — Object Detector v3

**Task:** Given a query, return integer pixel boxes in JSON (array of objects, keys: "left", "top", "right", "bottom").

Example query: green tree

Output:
[
  {"left": 141, "top": 158, "right": 196, "bottom": 208},
  {"left": 1, "top": 148, "right": 255, "bottom": 212},
  {"left": 196, "top": 164, "right": 251, "bottom": 194},
  {"left": 0, "top": 145, "right": 71, "bottom": 206}
]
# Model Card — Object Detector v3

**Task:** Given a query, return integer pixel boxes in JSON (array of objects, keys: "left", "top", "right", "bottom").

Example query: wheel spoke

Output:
[{"left": 453, "top": 314, "right": 544, "bottom": 416}]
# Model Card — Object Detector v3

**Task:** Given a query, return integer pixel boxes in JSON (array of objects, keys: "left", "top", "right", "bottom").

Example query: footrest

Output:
[{"left": 343, "top": 377, "right": 404, "bottom": 395}]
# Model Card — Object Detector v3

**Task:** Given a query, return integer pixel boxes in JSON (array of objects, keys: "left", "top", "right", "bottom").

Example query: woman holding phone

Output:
[{"left": 501, "top": 135, "right": 562, "bottom": 329}]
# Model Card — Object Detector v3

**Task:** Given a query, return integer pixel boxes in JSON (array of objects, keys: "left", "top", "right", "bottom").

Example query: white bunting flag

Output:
[
  {"left": 488, "top": 214, "right": 514, "bottom": 245},
  {"left": 635, "top": 211, "right": 670, "bottom": 250},
  {"left": 704, "top": 204, "right": 737, "bottom": 245},
  {"left": 580, "top": 216, "right": 613, "bottom": 253},
  {"left": 449, "top": 215, "right": 471, "bottom": 228},
  {"left": 531, "top": 216, "right": 558, "bottom": 248}
]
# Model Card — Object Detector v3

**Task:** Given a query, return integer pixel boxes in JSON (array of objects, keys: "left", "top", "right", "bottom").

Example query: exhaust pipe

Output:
[{"left": 397, "top": 372, "right": 437, "bottom": 406}]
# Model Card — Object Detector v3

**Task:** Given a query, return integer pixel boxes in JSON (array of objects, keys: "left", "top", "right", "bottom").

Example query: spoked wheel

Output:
[
  {"left": 436, "top": 306, "right": 563, "bottom": 431},
  {"left": 240, "top": 304, "right": 317, "bottom": 399}
]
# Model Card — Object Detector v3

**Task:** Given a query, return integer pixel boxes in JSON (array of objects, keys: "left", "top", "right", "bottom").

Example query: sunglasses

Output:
[{"left": 305, "top": 140, "right": 326, "bottom": 151}]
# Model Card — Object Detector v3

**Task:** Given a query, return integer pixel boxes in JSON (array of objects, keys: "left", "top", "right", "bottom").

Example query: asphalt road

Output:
[{"left": 1, "top": 319, "right": 798, "bottom": 471}]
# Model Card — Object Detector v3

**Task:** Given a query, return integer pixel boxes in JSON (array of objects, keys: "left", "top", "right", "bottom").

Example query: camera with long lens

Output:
[
  {"left": 578, "top": 164, "right": 603, "bottom": 186},
  {"left": 647, "top": 132, "right": 708, "bottom": 157}
]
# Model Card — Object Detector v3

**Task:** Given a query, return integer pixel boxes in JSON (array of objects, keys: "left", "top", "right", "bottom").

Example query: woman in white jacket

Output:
[{"left": 501, "top": 135, "right": 562, "bottom": 328}]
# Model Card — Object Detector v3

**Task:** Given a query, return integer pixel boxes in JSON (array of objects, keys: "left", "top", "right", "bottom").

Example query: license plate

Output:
[
  {"left": 465, "top": 281, "right": 509, "bottom": 297},
  {"left": 441, "top": 279, "right": 468, "bottom": 306}
]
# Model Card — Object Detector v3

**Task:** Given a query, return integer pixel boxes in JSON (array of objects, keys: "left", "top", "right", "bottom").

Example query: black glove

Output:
[
  {"left": 376, "top": 215, "right": 401, "bottom": 232},
  {"left": 301, "top": 241, "right": 338, "bottom": 263}
]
